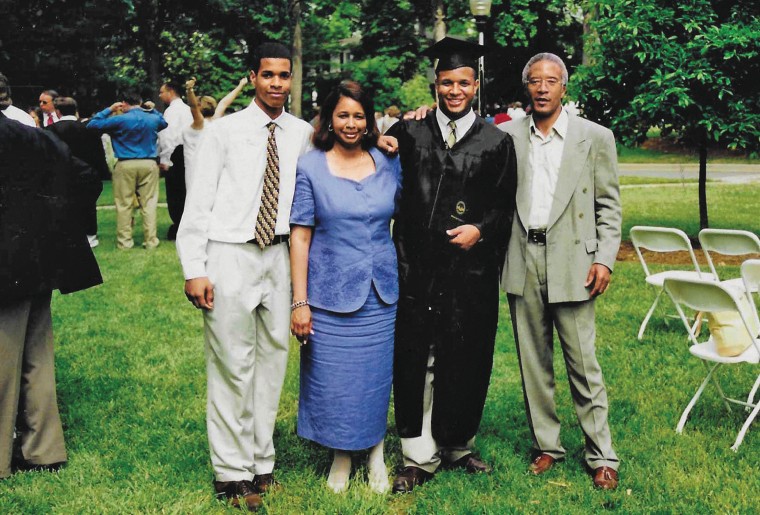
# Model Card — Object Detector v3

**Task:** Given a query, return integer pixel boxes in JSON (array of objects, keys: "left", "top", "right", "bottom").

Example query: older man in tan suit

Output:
[{"left": 498, "top": 53, "right": 622, "bottom": 490}]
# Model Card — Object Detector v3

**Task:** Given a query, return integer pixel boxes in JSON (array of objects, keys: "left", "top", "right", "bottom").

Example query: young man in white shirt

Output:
[{"left": 176, "top": 42, "right": 313, "bottom": 512}]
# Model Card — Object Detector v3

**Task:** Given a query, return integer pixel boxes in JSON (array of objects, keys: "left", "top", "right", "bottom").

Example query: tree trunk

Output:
[
  {"left": 290, "top": 0, "right": 303, "bottom": 118},
  {"left": 137, "top": 0, "right": 162, "bottom": 105},
  {"left": 698, "top": 129, "right": 709, "bottom": 229},
  {"left": 582, "top": 2, "right": 598, "bottom": 67}
]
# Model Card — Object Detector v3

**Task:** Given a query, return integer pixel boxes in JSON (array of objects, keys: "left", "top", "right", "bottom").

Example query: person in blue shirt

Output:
[
  {"left": 289, "top": 80, "right": 402, "bottom": 494},
  {"left": 88, "top": 91, "right": 167, "bottom": 249}
]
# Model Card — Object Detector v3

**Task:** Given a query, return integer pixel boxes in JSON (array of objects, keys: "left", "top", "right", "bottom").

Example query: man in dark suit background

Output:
[
  {"left": 0, "top": 73, "right": 103, "bottom": 479},
  {"left": 46, "top": 96, "right": 109, "bottom": 247}
]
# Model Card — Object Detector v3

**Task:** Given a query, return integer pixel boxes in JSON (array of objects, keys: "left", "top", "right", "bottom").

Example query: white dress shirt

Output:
[
  {"left": 42, "top": 111, "right": 60, "bottom": 126},
  {"left": 527, "top": 108, "right": 568, "bottom": 229},
  {"left": 176, "top": 100, "right": 314, "bottom": 280},
  {"left": 158, "top": 97, "right": 192, "bottom": 166},
  {"left": 182, "top": 119, "right": 207, "bottom": 191},
  {"left": 435, "top": 108, "right": 476, "bottom": 145},
  {"left": 2, "top": 105, "right": 37, "bottom": 127}
]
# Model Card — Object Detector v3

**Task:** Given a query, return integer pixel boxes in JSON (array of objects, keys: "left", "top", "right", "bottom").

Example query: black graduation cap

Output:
[{"left": 422, "top": 36, "right": 487, "bottom": 73}]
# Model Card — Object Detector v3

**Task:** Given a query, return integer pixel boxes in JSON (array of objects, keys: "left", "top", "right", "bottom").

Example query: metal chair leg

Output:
[
  {"left": 677, "top": 363, "right": 718, "bottom": 433},
  {"left": 638, "top": 289, "right": 664, "bottom": 341},
  {"left": 746, "top": 374, "right": 760, "bottom": 411},
  {"left": 731, "top": 399, "right": 760, "bottom": 451}
]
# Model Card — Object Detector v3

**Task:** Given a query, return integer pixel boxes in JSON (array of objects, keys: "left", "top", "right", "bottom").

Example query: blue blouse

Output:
[{"left": 290, "top": 147, "right": 402, "bottom": 313}]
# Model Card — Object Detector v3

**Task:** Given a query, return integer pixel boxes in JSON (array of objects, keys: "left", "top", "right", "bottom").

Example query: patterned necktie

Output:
[
  {"left": 254, "top": 122, "right": 280, "bottom": 248},
  {"left": 46, "top": 114, "right": 54, "bottom": 127},
  {"left": 447, "top": 120, "right": 457, "bottom": 149}
]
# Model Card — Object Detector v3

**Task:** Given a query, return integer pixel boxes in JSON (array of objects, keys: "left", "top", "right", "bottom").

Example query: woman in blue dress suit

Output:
[{"left": 290, "top": 81, "right": 401, "bottom": 493}]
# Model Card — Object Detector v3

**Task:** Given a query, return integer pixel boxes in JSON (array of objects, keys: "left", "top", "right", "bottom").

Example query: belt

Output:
[
  {"left": 527, "top": 228, "right": 546, "bottom": 245},
  {"left": 118, "top": 157, "right": 158, "bottom": 162},
  {"left": 246, "top": 234, "right": 289, "bottom": 246}
]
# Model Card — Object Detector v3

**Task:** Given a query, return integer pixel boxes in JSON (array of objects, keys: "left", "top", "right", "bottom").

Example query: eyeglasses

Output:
[
  {"left": 527, "top": 78, "right": 562, "bottom": 88},
  {"left": 39, "top": 100, "right": 50, "bottom": 105}
]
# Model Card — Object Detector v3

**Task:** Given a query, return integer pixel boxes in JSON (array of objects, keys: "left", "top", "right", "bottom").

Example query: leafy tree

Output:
[{"left": 573, "top": 0, "right": 760, "bottom": 228}]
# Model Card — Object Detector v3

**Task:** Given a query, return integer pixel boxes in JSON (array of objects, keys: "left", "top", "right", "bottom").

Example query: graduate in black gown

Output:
[{"left": 386, "top": 37, "right": 518, "bottom": 493}]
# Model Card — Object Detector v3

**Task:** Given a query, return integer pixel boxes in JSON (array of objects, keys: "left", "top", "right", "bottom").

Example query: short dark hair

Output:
[
  {"left": 0, "top": 72, "right": 10, "bottom": 109},
  {"left": 54, "top": 96, "right": 78, "bottom": 116},
  {"left": 251, "top": 42, "right": 292, "bottom": 73},
  {"left": 122, "top": 91, "right": 143, "bottom": 106},
  {"left": 162, "top": 81, "right": 182, "bottom": 95},
  {"left": 312, "top": 80, "right": 379, "bottom": 151},
  {"left": 41, "top": 89, "right": 59, "bottom": 99}
]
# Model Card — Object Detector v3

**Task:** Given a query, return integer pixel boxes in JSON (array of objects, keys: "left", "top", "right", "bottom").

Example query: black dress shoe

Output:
[
  {"left": 214, "top": 480, "right": 263, "bottom": 511},
  {"left": 447, "top": 454, "right": 492, "bottom": 474},
  {"left": 392, "top": 466, "right": 434, "bottom": 494},
  {"left": 14, "top": 460, "right": 66, "bottom": 473},
  {"left": 253, "top": 473, "right": 280, "bottom": 495}
]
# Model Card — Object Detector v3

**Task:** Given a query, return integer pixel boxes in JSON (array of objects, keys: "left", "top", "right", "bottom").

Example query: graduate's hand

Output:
[
  {"left": 377, "top": 135, "right": 398, "bottom": 155},
  {"left": 585, "top": 263, "right": 612, "bottom": 297},
  {"left": 291, "top": 305, "right": 314, "bottom": 345},
  {"left": 447, "top": 224, "right": 481, "bottom": 251},
  {"left": 185, "top": 277, "right": 214, "bottom": 310}
]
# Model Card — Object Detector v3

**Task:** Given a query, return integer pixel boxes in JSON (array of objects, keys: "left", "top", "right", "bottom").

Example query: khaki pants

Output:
[
  {"left": 203, "top": 241, "right": 291, "bottom": 481},
  {"left": 508, "top": 241, "right": 619, "bottom": 471},
  {"left": 113, "top": 159, "right": 159, "bottom": 249},
  {"left": 0, "top": 293, "right": 67, "bottom": 478},
  {"left": 400, "top": 346, "right": 474, "bottom": 473}
]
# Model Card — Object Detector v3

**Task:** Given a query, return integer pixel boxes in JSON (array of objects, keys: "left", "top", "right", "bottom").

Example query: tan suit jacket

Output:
[{"left": 498, "top": 114, "right": 622, "bottom": 303}]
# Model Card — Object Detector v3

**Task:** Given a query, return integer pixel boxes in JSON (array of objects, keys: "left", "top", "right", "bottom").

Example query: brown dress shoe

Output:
[
  {"left": 528, "top": 453, "right": 556, "bottom": 475},
  {"left": 214, "top": 480, "right": 263, "bottom": 511},
  {"left": 448, "top": 454, "right": 492, "bottom": 474},
  {"left": 392, "top": 466, "right": 434, "bottom": 494},
  {"left": 253, "top": 473, "right": 280, "bottom": 495},
  {"left": 592, "top": 466, "right": 619, "bottom": 490}
]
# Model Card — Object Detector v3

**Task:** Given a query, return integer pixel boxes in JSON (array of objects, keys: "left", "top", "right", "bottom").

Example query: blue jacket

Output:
[
  {"left": 290, "top": 148, "right": 402, "bottom": 312},
  {"left": 87, "top": 107, "right": 167, "bottom": 159}
]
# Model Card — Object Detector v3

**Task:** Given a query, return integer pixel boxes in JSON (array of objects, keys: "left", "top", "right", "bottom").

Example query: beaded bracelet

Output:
[{"left": 291, "top": 299, "right": 309, "bottom": 310}]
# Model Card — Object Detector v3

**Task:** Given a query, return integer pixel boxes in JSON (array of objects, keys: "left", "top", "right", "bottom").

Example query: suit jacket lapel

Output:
[
  {"left": 512, "top": 117, "right": 532, "bottom": 228},
  {"left": 547, "top": 115, "right": 590, "bottom": 230}
]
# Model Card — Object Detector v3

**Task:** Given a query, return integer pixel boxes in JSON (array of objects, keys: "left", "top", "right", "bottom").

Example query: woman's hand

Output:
[{"left": 291, "top": 305, "right": 314, "bottom": 344}]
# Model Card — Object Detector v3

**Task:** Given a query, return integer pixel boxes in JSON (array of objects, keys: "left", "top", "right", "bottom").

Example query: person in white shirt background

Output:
[
  {"left": 158, "top": 81, "right": 193, "bottom": 240},
  {"left": 182, "top": 76, "right": 248, "bottom": 190}
]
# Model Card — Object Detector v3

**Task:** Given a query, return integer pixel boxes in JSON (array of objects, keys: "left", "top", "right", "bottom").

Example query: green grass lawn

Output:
[
  {"left": 617, "top": 143, "right": 760, "bottom": 164},
  {"left": 2, "top": 184, "right": 759, "bottom": 513}
]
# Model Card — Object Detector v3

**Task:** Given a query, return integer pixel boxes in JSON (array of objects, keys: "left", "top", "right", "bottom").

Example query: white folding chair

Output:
[
  {"left": 664, "top": 276, "right": 760, "bottom": 451},
  {"left": 699, "top": 228, "right": 760, "bottom": 292},
  {"left": 630, "top": 226, "right": 715, "bottom": 340},
  {"left": 741, "top": 259, "right": 760, "bottom": 410}
]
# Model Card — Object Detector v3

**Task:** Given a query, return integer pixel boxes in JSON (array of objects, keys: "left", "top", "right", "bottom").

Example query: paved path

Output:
[{"left": 619, "top": 163, "right": 760, "bottom": 183}]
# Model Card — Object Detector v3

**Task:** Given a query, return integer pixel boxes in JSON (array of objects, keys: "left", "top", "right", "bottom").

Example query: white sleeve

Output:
[
  {"left": 158, "top": 104, "right": 191, "bottom": 166},
  {"left": 176, "top": 124, "right": 224, "bottom": 279}
]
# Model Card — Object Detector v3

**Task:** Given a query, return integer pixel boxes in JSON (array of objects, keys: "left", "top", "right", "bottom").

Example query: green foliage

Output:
[
  {"left": 573, "top": 0, "right": 760, "bottom": 155},
  {"left": 398, "top": 73, "right": 435, "bottom": 112},
  {"left": 487, "top": 0, "right": 585, "bottom": 106}
]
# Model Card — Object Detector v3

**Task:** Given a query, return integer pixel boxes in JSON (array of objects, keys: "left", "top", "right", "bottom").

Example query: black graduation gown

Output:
[{"left": 387, "top": 113, "right": 517, "bottom": 445}]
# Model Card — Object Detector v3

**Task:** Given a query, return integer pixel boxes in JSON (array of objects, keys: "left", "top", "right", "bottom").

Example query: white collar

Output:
[
  {"left": 59, "top": 115, "right": 78, "bottom": 122},
  {"left": 247, "top": 99, "right": 289, "bottom": 130},
  {"left": 529, "top": 107, "right": 568, "bottom": 139},
  {"left": 435, "top": 108, "right": 476, "bottom": 141}
]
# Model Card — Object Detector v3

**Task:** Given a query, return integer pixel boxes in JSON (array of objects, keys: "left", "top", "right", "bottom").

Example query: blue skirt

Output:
[{"left": 298, "top": 285, "right": 396, "bottom": 450}]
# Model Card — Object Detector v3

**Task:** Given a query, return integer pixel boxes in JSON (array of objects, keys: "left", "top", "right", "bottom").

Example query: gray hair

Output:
[{"left": 521, "top": 53, "right": 568, "bottom": 86}]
